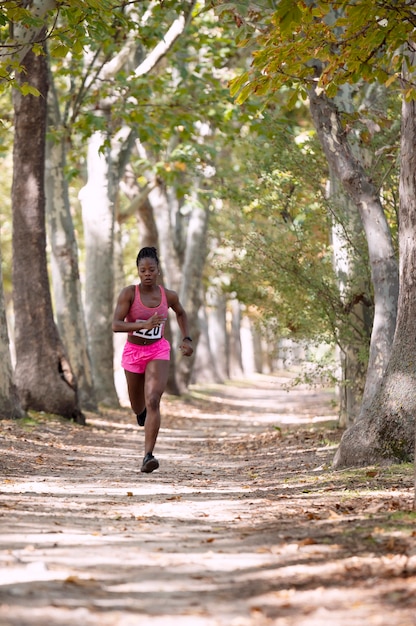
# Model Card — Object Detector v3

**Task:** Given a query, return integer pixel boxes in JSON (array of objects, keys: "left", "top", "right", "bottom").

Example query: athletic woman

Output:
[{"left": 112, "top": 247, "right": 193, "bottom": 473}]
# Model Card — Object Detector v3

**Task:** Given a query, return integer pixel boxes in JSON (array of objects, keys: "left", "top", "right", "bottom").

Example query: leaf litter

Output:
[{"left": 0, "top": 374, "right": 415, "bottom": 626}]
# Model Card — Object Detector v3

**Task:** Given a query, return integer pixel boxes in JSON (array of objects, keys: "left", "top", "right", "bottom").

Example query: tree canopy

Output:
[{"left": 212, "top": 1, "right": 416, "bottom": 103}]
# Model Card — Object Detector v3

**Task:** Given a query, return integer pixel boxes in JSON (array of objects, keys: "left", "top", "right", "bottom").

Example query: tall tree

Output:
[
  {"left": 329, "top": 173, "right": 372, "bottom": 428},
  {"left": 334, "top": 53, "right": 416, "bottom": 466},
  {"left": 176, "top": 185, "right": 208, "bottom": 389},
  {"left": 12, "top": 43, "right": 83, "bottom": 422},
  {"left": 45, "top": 96, "right": 97, "bottom": 411},
  {"left": 1, "top": 0, "right": 134, "bottom": 418},
  {"left": 215, "top": 0, "right": 416, "bottom": 465},
  {"left": 0, "top": 0, "right": 59, "bottom": 419},
  {"left": 308, "top": 86, "right": 399, "bottom": 419}
]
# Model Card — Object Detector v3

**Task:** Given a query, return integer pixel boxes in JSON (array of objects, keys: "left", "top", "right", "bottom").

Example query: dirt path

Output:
[{"left": 0, "top": 375, "right": 415, "bottom": 626}]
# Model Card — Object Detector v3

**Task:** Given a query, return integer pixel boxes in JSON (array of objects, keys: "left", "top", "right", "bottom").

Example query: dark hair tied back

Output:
[{"left": 136, "top": 246, "right": 159, "bottom": 267}]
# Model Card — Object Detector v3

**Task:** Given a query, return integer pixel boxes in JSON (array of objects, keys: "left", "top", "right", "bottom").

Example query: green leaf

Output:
[
  {"left": 20, "top": 83, "right": 40, "bottom": 97},
  {"left": 286, "top": 89, "right": 299, "bottom": 110},
  {"left": 229, "top": 71, "right": 249, "bottom": 98},
  {"left": 32, "top": 43, "right": 45, "bottom": 57},
  {"left": 235, "top": 82, "right": 255, "bottom": 104},
  {"left": 326, "top": 82, "right": 338, "bottom": 98},
  {"left": 72, "top": 40, "right": 84, "bottom": 55},
  {"left": 279, "top": 3, "right": 302, "bottom": 35},
  {"left": 50, "top": 44, "right": 70, "bottom": 59}
]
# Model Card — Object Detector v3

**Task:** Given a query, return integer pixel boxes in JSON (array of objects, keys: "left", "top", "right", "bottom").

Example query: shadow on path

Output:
[{"left": 0, "top": 374, "right": 415, "bottom": 626}]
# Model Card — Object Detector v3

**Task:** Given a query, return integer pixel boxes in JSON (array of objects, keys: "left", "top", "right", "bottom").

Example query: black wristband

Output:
[{"left": 183, "top": 336, "right": 192, "bottom": 342}]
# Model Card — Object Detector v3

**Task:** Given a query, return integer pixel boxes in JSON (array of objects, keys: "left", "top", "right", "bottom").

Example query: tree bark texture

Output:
[
  {"left": 147, "top": 184, "right": 183, "bottom": 394},
  {"left": 176, "top": 188, "right": 209, "bottom": 390},
  {"left": 329, "top": 175, "right": 371, "bottom": 428},
  {"left": 192, "top": 300, "right": 223, "bottom": 384},
  {"left": 12, "top": 46, "right": 83, "bottom": 422},
  {"left": 0, "top": 254, "right": 24, "bottom": 419},
  {"left": 205, "top": 286, "right": 229, "bottom": 381},
  {"left": 45, "top": 134, "right": 97, "bottom": 411},
  {"left": 149, "top": 184, "right": 182, "bottom": 293},
  {"left": 334, "top": 94, "right": 416, "bottom": 467},
  {"left": 309, "top": 88, "right": 398, "bottom": 421},
  {"left": 79, "top": 130, "right": 119, "bottom": 407},
  {"left": 229, "top": 298, "right": 244, "bottom": 379}
]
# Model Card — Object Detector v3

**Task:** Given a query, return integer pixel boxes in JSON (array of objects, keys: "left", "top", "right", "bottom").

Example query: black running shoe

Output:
[
  {"left": 141, "top": 453, "right": 159, "bottom": 473},
  {"left": 136, "top": 408, "right": 147, "bottom": 427}
]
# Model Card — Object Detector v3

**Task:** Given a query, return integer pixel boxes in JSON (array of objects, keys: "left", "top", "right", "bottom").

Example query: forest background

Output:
[{"left": 0, "top": 0, "right": 415, "bottom": 471}]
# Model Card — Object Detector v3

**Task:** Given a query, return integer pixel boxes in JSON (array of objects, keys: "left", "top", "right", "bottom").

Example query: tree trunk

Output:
[
  {"left": 0, "top": 254, "right": 24, "bottom": 419},
  {"left": 229, "top": 298, "right": 244, "bottom": 379},
  {"left": 78, "top": 129, "right": 119, "bottom": 407},
  {"left": 329, "top": 175, "right": 371, "bottom": 427},
  {"left": 148, "top": 183, "right": 183, "bottom": 394},
  {"left": 12, "top": 46, "right": 83, "bottom": 423},
  {"left": 176, "top": 187, "right": 209, "bottom": 390},
  {"left": 252, "top": 325, "right": 264, "bottom": 374},
  {"left": 206, "top": 286, "right": 229, "bottom": 380},
  {"left": 309, "top": 88, "right": 398, "bottom": 420},
  {"left": 150, "top": 184, "right": 182, "bottom": 291},
  {"left": 240, "top": 315, "right": 256, "bottom": 377},
  {"left": 333, "top": 91, "right": 416, "bottom": 467},
  {"left": 192, "top": 296, "right": 223, "bottom": 383},
  {"left": 45, "top": 131, "right": 97, "bottom": 412}
]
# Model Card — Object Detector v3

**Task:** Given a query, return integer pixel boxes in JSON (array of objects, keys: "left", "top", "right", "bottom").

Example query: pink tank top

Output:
[{"left": 126, "top": 285, "right": 169, "bottom": 338}]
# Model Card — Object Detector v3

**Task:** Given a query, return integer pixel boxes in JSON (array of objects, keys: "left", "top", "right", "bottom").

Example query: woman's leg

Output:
[
  {"left": 143, "top": 359, "right": 170, "bottom": 456},
  {"left": 124, "top": 370, "right": 146, "bottom": 415}
]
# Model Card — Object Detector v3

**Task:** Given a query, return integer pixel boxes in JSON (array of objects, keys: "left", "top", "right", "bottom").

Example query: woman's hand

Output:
[
  {"left": 143, "top": 312, "right": 166, "bottom": 330},
  {"left": 179, "top": 339, "right": 193, "bottom": 357}
]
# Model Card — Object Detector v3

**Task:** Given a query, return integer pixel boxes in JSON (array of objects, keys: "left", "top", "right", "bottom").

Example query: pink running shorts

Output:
[{"left": 121, "top": 338, "right": 171, "bottom": 374}]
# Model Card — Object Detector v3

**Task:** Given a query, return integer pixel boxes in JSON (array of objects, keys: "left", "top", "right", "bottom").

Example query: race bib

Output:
[{"left": 133, "top": 320, "right": 164, "bottom": 340}]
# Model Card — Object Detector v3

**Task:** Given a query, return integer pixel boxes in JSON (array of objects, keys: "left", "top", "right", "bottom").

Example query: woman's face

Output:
[{"left": 138, "top": 258, "right": 158, "bottom": 284}]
